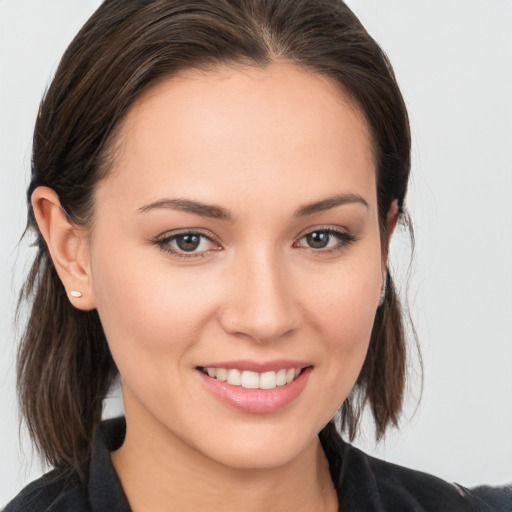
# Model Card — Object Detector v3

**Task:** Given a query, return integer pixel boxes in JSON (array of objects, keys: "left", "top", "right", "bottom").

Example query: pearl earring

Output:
[{"left": 70, "top": 290, "right": 83, "bottom": 298}]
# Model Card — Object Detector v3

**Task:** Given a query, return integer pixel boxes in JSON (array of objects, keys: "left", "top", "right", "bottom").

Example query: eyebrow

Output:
[
  {"left": 138, "top": 193, "right": 368, "bottom": 221},
  {"left": 138, "top": 198, "right": 235, "bottom": 221},
  {"left": 295, "top": 193, "right": 369, "bottom": 216}
]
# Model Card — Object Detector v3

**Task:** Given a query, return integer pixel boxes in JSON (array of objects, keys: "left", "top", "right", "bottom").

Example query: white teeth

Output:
[
  {"left": 241, "top": 371, "right": 259, "bottom": 389},
  {"left": 276, "top": 369, "right": 287, "bottom": 386},
  {"left": 227, "top": 369, "right": 241, "bottom": 386},
  {"left": 259, "top": 371, "right": 277, "bottom": 389},
  {"left": 203, "top": 366, "right": 305, "bottom": 389}
]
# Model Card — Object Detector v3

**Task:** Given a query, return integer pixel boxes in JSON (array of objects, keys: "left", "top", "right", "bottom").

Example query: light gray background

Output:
[{"left": 1, "top": 0, "right": 511, "bottom": 504}]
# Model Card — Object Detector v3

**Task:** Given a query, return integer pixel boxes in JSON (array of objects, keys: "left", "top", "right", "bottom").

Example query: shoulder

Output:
[
  {"left": 340, "top": 443, "right": 512, "bottom": 511},
  {"left": 318, "top": 424, "right": 511, "bottom": 512},
  {"left": 3, "top": 470, "right": 90, "bottom": 512},
  {"left": 3, "top": 418, "right": 130, "bottom": 512}
]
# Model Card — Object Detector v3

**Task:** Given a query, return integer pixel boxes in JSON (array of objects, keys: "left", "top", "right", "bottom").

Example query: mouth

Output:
[
  {"left": 198, "top": 367, "right": 304, "bottom": 390},
  {"left": 196, "top": 363, "right": 313, "bottom": 414}
]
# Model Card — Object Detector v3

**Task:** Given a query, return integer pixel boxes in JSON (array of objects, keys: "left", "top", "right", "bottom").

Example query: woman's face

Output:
[{"left": 88, "top": 63, "right": 385, "bottom": 469}]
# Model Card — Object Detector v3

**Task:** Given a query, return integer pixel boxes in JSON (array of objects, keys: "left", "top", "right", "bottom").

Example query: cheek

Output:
[
  {"left": 309, "top": 261, "right": 381, "bottom": 346},
  {"left": 322, "top": 293, "right": 376, "bottom": 382},
  {"left": 303, "top": 252, "right": 381, "bottom": 390},
  {"left": 89, "top": 243, "right": 219, "bottom": 370}
]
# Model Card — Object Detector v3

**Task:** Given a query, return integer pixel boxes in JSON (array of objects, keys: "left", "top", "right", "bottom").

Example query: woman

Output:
[{"left": 4, "top": 0, "right": 511, "bottom": 510}]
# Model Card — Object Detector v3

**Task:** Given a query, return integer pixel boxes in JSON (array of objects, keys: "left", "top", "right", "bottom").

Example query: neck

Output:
[{"left": 111, "top": 406, "right": 338, "bottom": 512}]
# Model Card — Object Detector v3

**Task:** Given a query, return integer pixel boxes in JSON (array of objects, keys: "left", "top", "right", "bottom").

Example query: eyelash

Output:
[
  {"left": 153, "top": 228, "right": 357, "bottom": 260},
  {"left": 293, "top": 228, "right": 358, "bottom": 253},
  {"left": 153, "top": 230, "right": 220, "bottom": 260}
]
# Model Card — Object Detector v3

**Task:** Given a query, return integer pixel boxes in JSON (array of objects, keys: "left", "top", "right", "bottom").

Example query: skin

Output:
[{"left": 33, "top": 63, "right": 398, "bottom": 512}]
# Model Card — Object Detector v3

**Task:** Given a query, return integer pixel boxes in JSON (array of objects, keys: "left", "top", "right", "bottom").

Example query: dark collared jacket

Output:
[{"left": 4, "top": 418, "right": 511, "bottom": 511}]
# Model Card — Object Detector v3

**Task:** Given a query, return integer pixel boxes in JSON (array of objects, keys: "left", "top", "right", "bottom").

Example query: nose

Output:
[{"left": 219, "top": 249, "right": 301, "bottom": 344}]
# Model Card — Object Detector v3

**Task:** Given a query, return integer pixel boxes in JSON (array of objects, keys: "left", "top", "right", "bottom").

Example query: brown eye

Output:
[
  {"left": 305, "top": 231, "right": 330, "bottom": 249},
  {"left": 295, "top": 228, "right": 357, "bottom": 252},
  {"left": 176, "top": 234, "right": 201, "bottom": 252},
  {"left": 154, "top": 231, "right": 221, "bottom": 258}
]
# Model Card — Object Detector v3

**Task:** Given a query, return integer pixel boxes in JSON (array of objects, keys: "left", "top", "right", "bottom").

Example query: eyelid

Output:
[
  {"left": 152, "top": 228, "right": 222, "bottom": 259},
  {"left": 293, "top": 225, "right": 358, "bottom": 250},
  {"left": 296, "top": 223, "right": 349, "bottom": 237},
  {"left": 155, "top": 227, "right": 219, "bottom": 241},
  {"left": 151, "top": 225, "right": 357, "bottom": 259}
]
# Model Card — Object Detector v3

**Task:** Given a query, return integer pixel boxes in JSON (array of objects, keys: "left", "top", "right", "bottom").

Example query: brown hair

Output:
[{"left": 18, "top": 0, "right": 412, "bottom": 476}]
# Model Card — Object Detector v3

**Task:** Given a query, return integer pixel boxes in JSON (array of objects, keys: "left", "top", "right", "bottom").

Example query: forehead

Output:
[{"left": 99, "top": 63, "right": 376, "bottom": 214}]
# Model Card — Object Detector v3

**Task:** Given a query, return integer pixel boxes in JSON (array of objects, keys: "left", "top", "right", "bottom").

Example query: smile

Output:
[
  {"left": 197, "top": 364, "right": 313, "bottom": 413},
  {"left": 200, "top": 367, "right": 302, "bottom": 390}
]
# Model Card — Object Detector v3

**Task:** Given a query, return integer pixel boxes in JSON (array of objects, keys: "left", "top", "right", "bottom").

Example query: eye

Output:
[
  {"left": 153, "top": 230, "right": 221, "bottom": 258},
  {"left": 294, "top": 228, "right": 357, "bottom": 251}
]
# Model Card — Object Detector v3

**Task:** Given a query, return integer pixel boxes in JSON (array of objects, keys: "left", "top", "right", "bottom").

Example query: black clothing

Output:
[{"left": 4, "top": 417, "right": 511, "bottom": 511}]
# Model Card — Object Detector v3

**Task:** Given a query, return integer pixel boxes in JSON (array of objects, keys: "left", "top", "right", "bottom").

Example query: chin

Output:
[
  {"left": 181, "top": 417, "right": 324, "bottom": 471},
  {"left": 201, "top": 438, "right": 312, "bottom": 471}
]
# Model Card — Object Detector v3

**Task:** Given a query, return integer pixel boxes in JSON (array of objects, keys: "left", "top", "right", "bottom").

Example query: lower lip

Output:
[{"left": 198, "top": 367, "right": 312, "bottom": 414}]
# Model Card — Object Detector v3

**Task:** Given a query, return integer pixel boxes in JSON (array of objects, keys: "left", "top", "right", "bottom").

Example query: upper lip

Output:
[{"left": 197, "top": 360, "right": 312, "bottom": 372}]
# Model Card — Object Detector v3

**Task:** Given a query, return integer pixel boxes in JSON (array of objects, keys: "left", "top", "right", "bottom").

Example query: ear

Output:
[
  {"left": 382, "top": 199, "right": 399, "bottom": 271},
  {"left": 31, "top": 186, "right": 96, "bottom": 310}
]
